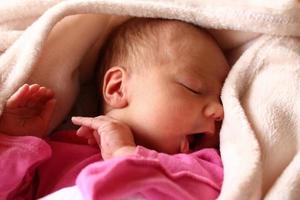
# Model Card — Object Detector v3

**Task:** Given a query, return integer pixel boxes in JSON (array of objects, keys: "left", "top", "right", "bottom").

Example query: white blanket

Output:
[{"left": 1, "top": 0, "right": 300, "bottom": 199}]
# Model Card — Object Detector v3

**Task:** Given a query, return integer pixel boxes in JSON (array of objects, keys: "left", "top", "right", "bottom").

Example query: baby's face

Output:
[{"left": 122, "top": 29, "right": 229, "bottom": 154}]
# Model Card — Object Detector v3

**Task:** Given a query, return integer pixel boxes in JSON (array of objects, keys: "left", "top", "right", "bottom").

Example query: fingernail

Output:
[{"left": 71, "top": 117, "right": 78, "bottom": 122}]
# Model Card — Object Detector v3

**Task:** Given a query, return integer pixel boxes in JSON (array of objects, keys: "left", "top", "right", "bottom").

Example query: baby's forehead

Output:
[
  {"left": 128, "top": 20, "right": 227, "bottom": 74},
  {"left": 160, "top": 24, "right": 208, "bottom": 44}
]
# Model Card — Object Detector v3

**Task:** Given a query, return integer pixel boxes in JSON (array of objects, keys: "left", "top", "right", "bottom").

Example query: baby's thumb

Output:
[{"left": 41, "top": 99, "right": 57, "bottom": 136}]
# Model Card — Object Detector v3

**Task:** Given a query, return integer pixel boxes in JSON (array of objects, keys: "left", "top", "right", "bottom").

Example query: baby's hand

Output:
[
  {"left": 72, "top": 115, "right": 136, "bottom": 160},
  {"left": 0, "top": 84, "right": 56, "bottom": 137}
]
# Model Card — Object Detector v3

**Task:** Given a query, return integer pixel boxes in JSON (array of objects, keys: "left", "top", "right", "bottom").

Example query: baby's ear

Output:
[{"left": 102, "top": 66, "right": 129, "bottom": 109}]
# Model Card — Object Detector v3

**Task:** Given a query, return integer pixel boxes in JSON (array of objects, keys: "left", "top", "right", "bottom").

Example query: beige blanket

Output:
[{"left": 1, "top": 0, "right": 300, "bottom": 199}]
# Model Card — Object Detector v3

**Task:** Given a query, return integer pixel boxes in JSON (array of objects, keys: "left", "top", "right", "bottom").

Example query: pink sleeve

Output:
[
  {"left": 0, "top": 134, "right": 51, "bottom": 200},
  {"left": 76, "top": 146, "right": 223, "bottom": 200}
]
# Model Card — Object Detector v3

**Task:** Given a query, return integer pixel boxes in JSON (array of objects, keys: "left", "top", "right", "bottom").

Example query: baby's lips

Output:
[{"left": 180, "top": 138, "right": 190, "bottom": 153}]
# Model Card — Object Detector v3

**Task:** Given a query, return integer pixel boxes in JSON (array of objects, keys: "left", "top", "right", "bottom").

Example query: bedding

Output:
[{"left": 1, "top": 0, "right": 300, "bottom": 199}]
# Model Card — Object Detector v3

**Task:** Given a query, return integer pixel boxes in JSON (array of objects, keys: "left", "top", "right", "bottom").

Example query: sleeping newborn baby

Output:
[
  {"left": 0, "top": 18, "right": 229, "bottom": 199},
  {"left": 0, "top": 18, "right": 229, "bottom": 159}
]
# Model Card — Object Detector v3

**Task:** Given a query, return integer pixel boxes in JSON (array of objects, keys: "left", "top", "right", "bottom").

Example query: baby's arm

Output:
[
  {"left": 0, "top": 84, "right": 56, "bottom": 137},
  {"left": 71, "top": 115, "right": 136, "bottom": 160}
]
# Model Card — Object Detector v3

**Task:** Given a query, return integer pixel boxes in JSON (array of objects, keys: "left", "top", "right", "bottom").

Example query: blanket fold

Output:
[
  {"left": 1, "top": 0, "right": 300, "bottom": 199},
  {"left": 220, "top": 35, "right": 300, "bottom": 199}
]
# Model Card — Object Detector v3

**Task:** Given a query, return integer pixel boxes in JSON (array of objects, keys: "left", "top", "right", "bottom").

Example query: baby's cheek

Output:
[{"left": 152, "top": 107, "right": 187, "bottom": 134}]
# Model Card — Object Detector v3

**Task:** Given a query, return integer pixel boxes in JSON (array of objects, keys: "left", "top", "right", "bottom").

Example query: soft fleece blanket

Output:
[{"left": 1, "top": 0, "right": 300, "bottom": 199}]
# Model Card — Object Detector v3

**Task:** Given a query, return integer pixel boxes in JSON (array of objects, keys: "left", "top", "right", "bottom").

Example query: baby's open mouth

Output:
[
  {"left": 189, "top": 133, "right": 205, "bottom": 151},
  {"left": 180, "top": 133, "right": 204, "bottom": 153}
]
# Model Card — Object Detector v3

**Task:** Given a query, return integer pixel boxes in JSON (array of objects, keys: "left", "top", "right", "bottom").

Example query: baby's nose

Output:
[{"left": 203, "top": 101, "right": 224, "bottom": 121}]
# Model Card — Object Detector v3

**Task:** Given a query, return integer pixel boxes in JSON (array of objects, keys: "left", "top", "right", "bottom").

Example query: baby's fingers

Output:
[
  {"left": 76, "top": 126, "right": 99, "bottom": 146},
  {"left": 27, "top": 87, "right": 54, "bottom": 108},
  {"left": 72, "top": 116, "right": 105, "bottom": 130},
  {"left": 6, "top": 84, "right": 30, "bottom": 108},
  {"left": 87, "top": 137, "right": 97, "bottom": 145},
  {"left": 20, "top": 84, "right": 40, "bottom": 107},
  {"left": 76, "top": 126, "right": 93, "bottom": 138}
]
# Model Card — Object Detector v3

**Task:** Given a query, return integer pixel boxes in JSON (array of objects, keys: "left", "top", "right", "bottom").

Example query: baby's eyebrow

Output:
[{"left": 178, "top": 72, "right": 204, "bottom": 85}]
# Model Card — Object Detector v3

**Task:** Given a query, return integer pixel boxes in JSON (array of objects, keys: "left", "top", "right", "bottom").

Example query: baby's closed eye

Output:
[
  {"left": 179, "top": 82, "right": 203, "bottom": 95},
  {"left": 175, "top": 75, "right": 206, "bottom": 96}
]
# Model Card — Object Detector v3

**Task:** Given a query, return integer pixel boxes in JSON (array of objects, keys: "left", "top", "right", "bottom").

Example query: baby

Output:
[
  {"left": 72, "top": 18, "right": 229, "bottom": 160},
  {"left": 0, "top": 18, "right": 229, "bottom": 199},
  {"left": 0, "top": 18, "right": 229, "bottom": 160}
]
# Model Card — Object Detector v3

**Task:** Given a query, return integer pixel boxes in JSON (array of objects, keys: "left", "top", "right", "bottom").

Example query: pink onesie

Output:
[{"left": 0, "top": 131, "right": 223, "bottom": 200}]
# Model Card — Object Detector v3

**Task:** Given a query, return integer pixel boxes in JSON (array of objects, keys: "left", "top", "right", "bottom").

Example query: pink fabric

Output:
[
  {"left": 77, "top": 146, "right": 223, "bottom": 200},
  {"left": 0, "top": 131, "right": 100, "bottom": 199},
  {"left": 0, "top": 133, "right": 51, "bottom": 200},
  {"left": 0, "top": 131, "right": 223, "bottom": 200},
  {"left": 36, "top": 131, "right": 100, "bottom": 197}
]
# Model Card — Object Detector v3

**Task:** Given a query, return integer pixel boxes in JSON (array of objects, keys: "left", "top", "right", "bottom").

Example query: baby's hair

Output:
[
  {"left": 97, "top": 17, "right": 207, "bottom": 84},
  {"left": 96, "top": 17, "right": 209, "bottom": 112},
  {"left": 98, "top": 18, "right": 174, "bottom": 80}
]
